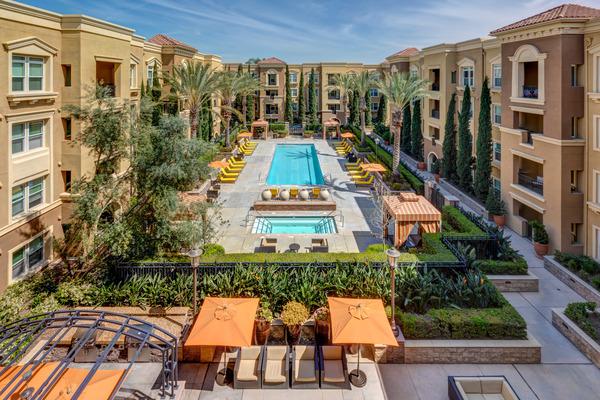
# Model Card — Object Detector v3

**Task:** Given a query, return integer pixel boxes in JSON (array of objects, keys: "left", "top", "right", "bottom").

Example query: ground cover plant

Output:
[
  {"left": 554, "top": 251, "right": 600, "bottom": 290},
  {"left": 564, "top": 302, "right": 600, "bottom": 343}
]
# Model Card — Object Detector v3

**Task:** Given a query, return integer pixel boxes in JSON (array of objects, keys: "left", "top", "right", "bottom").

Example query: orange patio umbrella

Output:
[
  {"left": 328, "top": 297, "right": 398, "bottom": 387},
  {"left": 0, "top": 362, "right": 125, "bottom": 400},
  {"left": 237, "top": 132, "right": 253, "bottom": 139},
  {"left": 209, "top": 160, "right": 230, "bottom": 169},
  {"left": 185, "top": 297, "right": 259, "bottom": 348},
  {"left": 360, "top": 163, "right": 387, "bottom": 173},
  {"left": 340, "top": 132, "right": 354, "bottom": 139}
]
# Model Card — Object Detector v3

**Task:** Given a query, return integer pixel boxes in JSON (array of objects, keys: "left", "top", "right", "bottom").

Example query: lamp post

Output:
[
  {"left": 385, "top": 247, "right": 401, "bottom": 337},
  {"left": 375, "top": 137, "right": 381, "bottom": 162},
  {"left": 187, "top": 247, "right": 203, "bottom": 315}
]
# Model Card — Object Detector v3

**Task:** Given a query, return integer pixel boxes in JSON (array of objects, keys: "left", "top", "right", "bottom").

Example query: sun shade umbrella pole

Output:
[
  {"left": 386, "top": 247, "right": 401, "bottom": 337},
  {"left": 349, "top": 344, "right": 367, "bottom": 387},
  {"left": 187, "top": 247, "right": 203, "bottom": 315}
]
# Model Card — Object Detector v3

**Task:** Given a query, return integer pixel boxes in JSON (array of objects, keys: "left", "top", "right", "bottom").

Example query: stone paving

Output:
[{"left": 217, "top": 137, "right": 380, "bottom": 253}]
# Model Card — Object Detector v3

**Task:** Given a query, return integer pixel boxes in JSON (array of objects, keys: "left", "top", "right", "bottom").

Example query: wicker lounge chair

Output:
[
  {"left": 234, "top": 346, "right": 263, "bottom": 389},
  {"left": 319, "top": 346, "right": 349, "bottom": 389},
  {"left": 291, "top": 345, "right": 319, "bottom": 389},
  {"left": 261, "top": 346, "right": 289, "bottom": 389}
]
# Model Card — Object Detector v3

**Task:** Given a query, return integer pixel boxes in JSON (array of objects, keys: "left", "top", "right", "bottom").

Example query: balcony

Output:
[
  {"left": 431, "top": 109, "right": 440, "bottom": 119},
  {"left": 431, "top": 82, "right": 440, "bottom": 91},
  {"left": 100, "top": 83, "right": 116, "bottom": 97},
  {"left": 522, "top": 85, "right": 538, "bottom": 99},
  {"left": 518, "top": 173, "right": 543, "bottom": 196}
]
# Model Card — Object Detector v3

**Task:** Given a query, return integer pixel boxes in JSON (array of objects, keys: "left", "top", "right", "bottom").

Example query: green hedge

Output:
[
  {"left": 554, "top": 251, "right": 600, "bottom": 290},
  {"left": 564, "top": 302, "right": 599, "bottom": 341},
  {"left": 270, "top": 122, "right": 286, "bottom": 132},
  {"left": 473, "top": 257, "right": 528, "bottom": 275},
  {"left": 399, "top": 299, "right": 526, "bottom": 339},
  {"left": 398, "top": 163, "right": 424, "bottom": 195},
  {"left": 442, "top": 206, "right": 485, "bottom": 237}
]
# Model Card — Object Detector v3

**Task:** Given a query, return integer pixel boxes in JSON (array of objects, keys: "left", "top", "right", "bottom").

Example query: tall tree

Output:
[
  {"left": 334, "top": 73, "right": 354, "bottom": 125},
  {"left": 376, "top": 94, "right": 386, "bottom": 124},
  {"left": 400, "top": 105, "right": 412, "bottom": 154},
  {"left": 350, "top": 71, "right": 378, "bottom": 146},
  {"left": 457, "top": 85, "right": 473, "bottom": 191},
  {"left": 246, "top": 64, "right": 255, "bottom": 124},
  {"left": 216, "top": 71, "right": 260, "bottom": 148},
  {"left": 410, "top": 100, "right": 423, "bottom": 161},
  {"left": 284, "top": 65, "right": 293, "bottom": 123},
  {"left": 233, "top": 64, "right": 244, "bottom": 125},
  {"left": 308, "top": 68, "right": 318, "bottom": 125},
  {"left": 442, "top": 93, "right": 458, "bottom": 183},
  {"left": 365, "top": 90, "right": 372, "bottom": 126},
  {"left": 163, "top": 62, "right": 220, "bottom": 138},
  {"left": 474, "top": 77, "right": 492, "bottom": 201},
  {"left": 297, "top": 71, "right": 305, "bottom": 124},
  {"left": 350, "top": 92, "right": 360, "bottom": 126}
]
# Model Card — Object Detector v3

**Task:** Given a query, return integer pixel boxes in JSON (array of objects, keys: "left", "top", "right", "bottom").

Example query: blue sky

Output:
[{"left": 23, "top": 0, "right": 600, "bottom": 63}]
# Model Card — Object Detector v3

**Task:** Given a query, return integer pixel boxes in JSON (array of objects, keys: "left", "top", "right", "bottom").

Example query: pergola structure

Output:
[
  {"left": 250, "top": 119, "right": 269, "bottom": 139},
  {"left": 0, "top": 309, "right": 179, "bottom": 400},
  {"left": 322, "top": 118, "right": 340, "bottom": 139},
  {"left": 383, "top": 192, "right": 441, "bottom": 248}
]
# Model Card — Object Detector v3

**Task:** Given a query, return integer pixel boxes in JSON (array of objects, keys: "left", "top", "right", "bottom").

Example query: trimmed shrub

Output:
[
  {"left": 473, "top": 257, "right": 528, "bottom": 275},
  {"left": 203, "top": 243, "right": 225, "bottom": 256},
  {"left": 442, "top": 206, "right": 485, "bottom": 236},
  {"left": 564, "top": 302, "right": 598, "bottom": 341}
]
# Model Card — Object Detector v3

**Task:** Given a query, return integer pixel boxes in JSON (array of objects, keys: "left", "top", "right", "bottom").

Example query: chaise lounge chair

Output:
[
  {"left": 291, "top": 345, "right": 319, "bottom": 389},
  {"left": 219, "top": 174, "right": 237, "bottom": 183},
  {"left": 312, "top": 187, "right": 321, "bottom": 199},
  {"left": 269, "top": 188, "right": 279, "bottom": 198},
  {"left": 319, "top": 346, "right": 349, "bottom": 389},
  {"left": 311, "top": 238, "right": 329, "bottom": 253},
  {"left": 257, "top": 237, "right": 277, "bottom": 253},
  {"left": 351, "top": 171, "right": 370, "bottom": 181},
  {"left": 448, "top": 376, "right": 520, "bottom": 400},
  {"left": 354, "top": 175, "right": 374, "bottom": 186},
  {"left": 261, "top": 346, "right": 289, "bottom": 389},
  {"left": 290, "top": 187, "right": 299, "bottom": 199},
  {"left": 234, "top": 346, "right": 264, "bottom": 389}
]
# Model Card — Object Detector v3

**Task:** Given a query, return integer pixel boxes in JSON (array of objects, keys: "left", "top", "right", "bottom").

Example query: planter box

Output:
[
  {"left": 552, "top": 308, "right": 600, "bottom": 368},
  {"left": 403, "top": 334, "right": 541, "bottom": 364},
  {"left": 487, "top": 271, "right": 539, "bottom": 292},
  {"left": 544, "top": 256, "right": 600, "bottom": 305}
]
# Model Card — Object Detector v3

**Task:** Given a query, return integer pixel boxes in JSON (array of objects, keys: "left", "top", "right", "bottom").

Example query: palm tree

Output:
[
  {"left": 333, "top": 73, "right": 354, "bottom": 125},
  {"left": 350, "top": 71, "right": 378, "bottom": 146},
  {"left": 216, "top": 70, "right": 260, "bottom": 148},
  {"left": 377, "top": 72, "right": 428, "bottom": 169},
  {"left": 163, "top": 62, "right": 220, "bottom": 138}
]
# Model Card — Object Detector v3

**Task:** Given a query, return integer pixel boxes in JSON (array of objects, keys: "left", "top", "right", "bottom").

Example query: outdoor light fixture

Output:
[
  {"left": 385, "top": 247, "right": 401, "bottom": 337},
  {"left": 187, "top": 246, "right": 203, "bottom": 314}
]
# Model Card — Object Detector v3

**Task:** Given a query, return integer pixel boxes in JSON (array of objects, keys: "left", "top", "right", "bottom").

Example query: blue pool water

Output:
[
  {"left": 252, "top": 216, "right": 337, "bottom": 234},
  {"left": 266, "top": 144, "right": 324, "bottom": 185}
]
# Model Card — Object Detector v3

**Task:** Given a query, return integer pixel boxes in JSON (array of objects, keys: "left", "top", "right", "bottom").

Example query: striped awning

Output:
[{"left": 383, "top": 192, "right": 441, "bottom": 222}]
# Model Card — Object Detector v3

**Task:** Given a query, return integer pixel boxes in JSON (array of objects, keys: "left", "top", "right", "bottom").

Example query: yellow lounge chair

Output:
[
  {"left": 349, "top": 169, "right": 367, "bottom": 176},
  {"left": 269, "top": 188, "right": 279, "bottom": 198},
  {"left": 354, "top": 175, "right": 374, "bottom": 186},
  {"left": 220, "top": 168, "right": 240, "bottom": 178},
  {"left": 239, "top": 148, "right": 254, "bottom": 156},
  {"left": 224, "top": 166, "right": 242, "bottom": 174},
  {"left": 336, "top": 148, "right": 350, "bottom": 156},
  {"left": 351, "top": 172, "right": 370, "bottom": 181},
  {"left": 335, "top": 143, "right": 351, "bottom": 151},
  {"left": 219, "top": 174, "right": 237, "bottom": 183},
  {"left": 228, "top": 157, "right": 246, "bottom": 166},
  {"left": 312, "top": 187, "right": 321, "bottom": 199},
  {"left": 290, "top": 187, "right": 299, "bottom": 199},
  {"left": 240, "top": 145, "right": 255, "bottom": 153},
  {"left": 347, "top": 161, "right": 363, "bottom": 171}
]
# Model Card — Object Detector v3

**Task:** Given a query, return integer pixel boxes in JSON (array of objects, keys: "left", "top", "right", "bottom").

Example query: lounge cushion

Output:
[
  {"left": 240, "top": 346, "right": 261, "bottom": 360},
  {"left": 458, "top": 378, "right": 483, "bottom": 393},
  {"left": 236, "top": 359, "right": 259, "bottom": 382},
  {"left": 264, "top": 360, "right": 286, "bottom": 383},
  {"left": 323, "top": 360, "right": 345, "bottom": 383},
  {"left": 294, "top": 360, "right": 316, "bottom": 382},
  {"left": 295, "top": 346, "right": 314, "bottom": 360},
  {"left": 267, "top": 346, "right": 287, "bottom": 360},
  {"left": 322, "top": 346, "right": 342, "bottom": 360},
  {"left": 480, "top": 378, "right": 503, "bottom": 393}
]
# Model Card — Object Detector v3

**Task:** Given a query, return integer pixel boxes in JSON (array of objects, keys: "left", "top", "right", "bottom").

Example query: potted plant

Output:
[
  {"left": 431, "top": 159, "right": 441, "bottom": 183},
  {"left": 313, "top": 307, "right": 330, "bottom": 344},
  {"left": 280, "top": 301, "right": 309, "bottom": 344},
  {"left": 530, "top": 220, "right": 549, "bottom": 258},
  {"left": 255, "top": 304, "right": 273, "bottom": 345},
  {"left": 485, "top": 190, "right": 506, "bottom": 228}
]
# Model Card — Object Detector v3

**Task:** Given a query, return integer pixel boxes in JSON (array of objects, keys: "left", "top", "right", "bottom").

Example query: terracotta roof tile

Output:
[
  {"left": 388, "top": 47, "right": 419, "bottom": 58},
  {"left": 257, "top": 57, "right": 286, "bottom": 65},
  {"left": 148, "top": 34, "right": 197, "bottom": 51},
  {"left": 491, "top": 3, "right": 600, "bottom": 34}
]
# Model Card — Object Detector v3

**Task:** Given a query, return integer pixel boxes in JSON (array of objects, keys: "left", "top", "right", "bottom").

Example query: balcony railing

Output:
[
  {"left": 431, "top": 109, "right": 440, "bottom": 119},
  {"left": 522, "top": 85, "right": 538, "bottom": 99},
  {"left": 518, "top": 173, "right": 543, "bottom": 196},
  {"left": 100, "top": 83, "right": 116, "bottom": 97},
  {"left": 431, "top": 82, "right": 440, "bottom": 91}
]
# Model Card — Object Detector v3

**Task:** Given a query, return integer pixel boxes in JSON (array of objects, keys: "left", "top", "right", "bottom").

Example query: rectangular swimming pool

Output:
[
  {"left": 252, "top": 216, "right": 337, "bottom": 234},
  {"left": 266, "top": 144, "right": 324, "bottom": 185}
]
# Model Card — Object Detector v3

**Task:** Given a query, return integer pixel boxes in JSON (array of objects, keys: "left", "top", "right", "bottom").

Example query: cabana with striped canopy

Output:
[{"left": 382, "top": 192, "right": 441, "bottom": 248}]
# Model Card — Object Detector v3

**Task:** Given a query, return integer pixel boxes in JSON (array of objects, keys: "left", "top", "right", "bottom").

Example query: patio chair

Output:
[
  {"left": 220, "top": 168, "right": 240, "bottom": 178},
  {"left": 311, "top": 238, "right": 329, "bottom": 253},
  {"left": 290, "top": 187, "right": 299, "bottom": 199},
  {"left": 228, "top": 156, "right": 246, "bottom": 166},
  {"left": 257, "top": 237, "right": 277, "bottom": 253},
  {"left": 354, "top": 175, "right": 374, "bottom": 186},
  {"left": 291, "top": 345, "right": 319, "bottom": 389},
  {"left": 448, "top": 376, "right": 520, "bottom": 400},
  {"left": 269, "top": 188, "right": 279, "bottom": 198},
  {"left": 234, "top": 346, "right": 263, "bottom": 389},
  {"left": 312, "top": 187, "right": 321, "bottom": 199},
  {"left": 351, "top": 171, "right": 370, "bottom": 181},
  {"left": 218, "top": 174, "right": 237, "bottom": 183},
  {"left": 319, "top": 346, "right": 349, "bottom": 389},
  {"left": 261, "top": 346, "right": 289, "bottom": 389},
  {"left": 125, "top": 322, "right": 153, "bottom": 362}
]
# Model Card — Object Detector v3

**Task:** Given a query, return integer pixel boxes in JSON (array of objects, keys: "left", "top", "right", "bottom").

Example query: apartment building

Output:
[
  {"left": 387, "top": 4, "right": 600, "bottom": 256},
  {"left": 0, "top": 0, "right": 221, "bottom": 291},
  {"left": 225, "top": 59, "right": 390, "bottom": 124}
]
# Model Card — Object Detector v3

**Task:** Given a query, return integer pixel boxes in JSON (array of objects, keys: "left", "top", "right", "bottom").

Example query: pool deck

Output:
[{"left": 217, "top": 138, "right": 380, "bottom": 253}]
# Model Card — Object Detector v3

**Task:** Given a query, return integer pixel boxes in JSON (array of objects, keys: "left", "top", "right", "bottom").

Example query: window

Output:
[
  {"left": 313, "top": 72, "right": 319, "bottom": 84},
  {"left": 12, "top": 178, "right": 44, "bottom": 217},
  {"left": 571, "top": 117, "right": 579, "bottom": 138},
  {"left": 461, "top": 66, "right": 474, "bottom": 87},
  {"left": 266, "top": 104, "right": 278, "bottom": 115},
  {"left": 493, "top": 105, "right": 502, "bottom": 125},
  {"left": 571, "top": 223, "right": 582, "bottom": 244},
  {"left": 328, "top": 89, "right": 340, "bottom": 100},
  {"left": 492, "top": 177, "right": 501, "bottom": 196},
  {"left": 267, "top": 73, "right": 277, "bottom": 86},
  {"left": 595, "top": 116, "right": 600, "bottom": 150},
  {"left": 571, "top": 65, "right": 578, "bottom": 87},
  {"left": 371, "top": 102, "right": 379, "bottom": 112},
  {"left": 451, "top": 71, "right": 457, "bottom": 84},
  {"left": 596, "top": 171, "right": 600, "bottom": 203},
  {"left": 571, "top": 170, "right": 580, "bottom": 192},
  {"left": 12, "top": 236, "right": 44, "bottom": 280},
  {"left": 62, "top": 118, "right": 72, "bottom": 140},
  {"left": 146, "top": 63, "right": 155, "bottom": 86},
  {"left": 12, "top": 55, "right": 44, "bottom": 92},
  {"left": 370, "top": 88, "right": 379, "bottom": 97},
  {"left": 129, "top": 64, "right": 137, "bottom": 88},
  {"left": 410, "top": 67, "right": 418, "bottom": 78},
  {"left": 327, "top": 104, "right": 340, "bottom": 113},
  {"left": 327, "top": 74, "right": 336, "bottom": 85},
  {"left": 62, "top": 170, "right": 72, "bottom": 192},
  {"left": 596, "top": 226, "right": 600, "bottom": 261},
  {"left": 12, "top": 121, "right": 44, "bottom": 155},
  {"left": 62, "top": 64, "right": 71, "bottom": 87},
  {"left": 493, "top": 142, "right": 501, "bottom": 162},
  {"left": 492, "top": 64, "right": 501, "bottom": 88},
  {"left": 289, "top": 72, "right": 297, "bottom": 84},
  {"left": 290, "top": 88, "right": 298, "bottom": 97},
  {"left": 292, "top": 102, "right": 298, "bottom": 112}
]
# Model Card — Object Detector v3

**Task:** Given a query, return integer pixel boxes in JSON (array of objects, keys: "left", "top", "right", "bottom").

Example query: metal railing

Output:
[
  {"left": 518, "top": 173, "right": 543, "bottom": 195},
  {"left": 522, "top": 85, "right": 538, "bottom": 98},
  {"left": 431, "top": 109, "right": 440, "bottom": 119}
]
